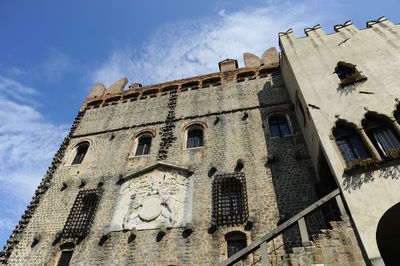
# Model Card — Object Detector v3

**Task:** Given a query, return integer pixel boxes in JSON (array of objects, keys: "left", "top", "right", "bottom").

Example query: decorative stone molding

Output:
[{"left": 110, "top": 163, "right": 193, "bottom": 232}]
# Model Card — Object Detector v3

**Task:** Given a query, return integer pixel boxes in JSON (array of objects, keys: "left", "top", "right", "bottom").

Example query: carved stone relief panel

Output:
[{"left": 110, "top": 167, "right": 193, "bottom": 231}]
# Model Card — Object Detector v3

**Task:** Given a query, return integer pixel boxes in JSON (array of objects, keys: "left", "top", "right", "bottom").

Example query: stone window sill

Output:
[
  {"left": 128, "top": 154, "right": 150, "bottom": 159},
  {"left": 184, "top": 146, "right": 204, "bottom": 151}
]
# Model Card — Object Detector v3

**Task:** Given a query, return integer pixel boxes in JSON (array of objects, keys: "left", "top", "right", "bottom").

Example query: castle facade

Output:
[{"left": 1, "top": 17, "right": 399, "bottom": 265}]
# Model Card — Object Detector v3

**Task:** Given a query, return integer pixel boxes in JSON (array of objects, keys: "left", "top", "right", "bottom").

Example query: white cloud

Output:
[
  {"left": 41, "top": 49, "right": 74, "bottom": 82},
  {"left": 0, "top": 75, "right": 68, "bottom": 246},
  {"left": 90, "top": 0, "right": 339, "bottom": 87}
]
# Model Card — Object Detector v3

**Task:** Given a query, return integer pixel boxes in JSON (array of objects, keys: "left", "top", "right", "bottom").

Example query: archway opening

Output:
[{"left": 376, "top": 202, "right": 400, "bottom": 265}]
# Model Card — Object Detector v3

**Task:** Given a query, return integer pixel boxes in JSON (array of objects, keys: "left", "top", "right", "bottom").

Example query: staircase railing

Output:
[{"left": 220, "top": 188, "right": 347, "bottom": 266}]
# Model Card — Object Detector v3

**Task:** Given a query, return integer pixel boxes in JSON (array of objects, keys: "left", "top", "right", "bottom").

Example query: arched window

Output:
[
  {"left": 363, "top": 115, "right": 400, "bottom": 157},
  {"left": 187, "top": 126, "right": 204, "bottom": 148},
  {"left": 333, "top": 124, "right": 370, "bottom": 165},
  {"left": 334, "top": 61, "right": 367, "bottom": 87},
  {"left": 72, "top": 141, "right": 89, "bottom": 165},
  {"left": 225, "top": 231, "right": 247, "bottom": 258},
  {"left": 57, "top": 243, "right": 75, "bottom": 266},
  {"left": 135, "top": 135, "right": 152, "bottom": 156},
  {"left": 269, "top": 114, "right": 291, "bottom": 137}
]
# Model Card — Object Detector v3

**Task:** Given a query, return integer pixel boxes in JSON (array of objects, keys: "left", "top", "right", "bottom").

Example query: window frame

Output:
[
  {"left": 268, "top": 114, "right": 292, "bottom": 138},
  {"left": 135, "top": 135, "right": 153, "bottom": 156},
  {"left": 225, "top": 231, "right": 247, "bottom": 258},
  {"left": 129, "top": 130, "right": 156, "bottom": 158},
  {"left": 186, "top": 128, "right": 204, "bottom": 149},
  {"left": 363, "top": 115, "right": 400, "bottom": 157},
  {"left": 67, "top": 140, "right": 92, "bottom": 166},
  {"left": 332, "top": 123, "right": 371, "bottom": 166},
  {"left": 183, "top": 123, "right": 206, "bottom": 150},
  {"left": 56, "top": 243, "right": 75, "bottom": 266},
  {"left": 212, "top": 173, "right": 248, "bottom": 226}
]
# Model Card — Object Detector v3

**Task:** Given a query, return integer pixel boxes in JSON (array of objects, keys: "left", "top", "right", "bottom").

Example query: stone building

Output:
[{"left": 1, "top": 17, "right": 398, "bottom": 265}]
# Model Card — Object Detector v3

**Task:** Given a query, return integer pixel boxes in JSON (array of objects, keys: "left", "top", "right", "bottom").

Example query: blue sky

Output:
[{"left": 0, "top": 0, "right": 399, "bottom": 247}]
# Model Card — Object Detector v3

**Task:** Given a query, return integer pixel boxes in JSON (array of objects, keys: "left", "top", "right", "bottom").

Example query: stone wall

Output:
[
  {"left": 281, "top": 218, "right": 365, "bottom": 266},
  {"left": 5, "top": 64, "right": 326, "bottom": 265}
]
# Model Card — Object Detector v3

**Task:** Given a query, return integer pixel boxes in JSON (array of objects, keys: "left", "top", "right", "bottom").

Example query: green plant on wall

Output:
[
  {"left": 339, "top": 72, "right": 367, "bottom": 87},
  {"left": 348, "top": 158, "right": 378, "bottom": 170},
  {"left": 385, "top": 147, "right": 400, "bottom": 159}
]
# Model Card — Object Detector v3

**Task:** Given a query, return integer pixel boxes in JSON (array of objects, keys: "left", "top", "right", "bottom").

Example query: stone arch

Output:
[
  {"left": 361, "top": 111, "right": 394, "bottom": 127},
  {"left": 130, "top": 128, "right": 157, "bottom": 140},
  {"left": 70, "top": 138, "right": 93, "bottom": 150},
  {"left": 376, "top": 202, "right": 400, "bottom": 265},
  {"left": 362, "top": 112, "right": 400, "bottom": 157},
  {"left": 265, "top": 110, "right": 293, "bottom": 138},
  {"left": 331, "top": 119, "right": 371, "bottom": 166},
  {"left": 181, "top": 121, "right": 208, "bottom": 132},
  {"left": 67, "top": 139, "right": 93, "bottom": 166},
  {"left": 130, "top": 129, "right": 156, "bottom": 157},
  {"left": 218, "top": 228, "right": 251, "bottom": 261}
]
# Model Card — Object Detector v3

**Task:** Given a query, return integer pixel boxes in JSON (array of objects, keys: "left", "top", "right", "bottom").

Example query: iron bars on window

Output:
[
  {"left": 212, "top": 173, "right": 248, "bottom": 226},
  {"left": 62, "top": 188, "right": 103, "bottom": 239}
]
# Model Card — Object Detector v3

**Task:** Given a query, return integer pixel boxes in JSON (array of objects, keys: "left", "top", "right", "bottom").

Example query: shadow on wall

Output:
[
  {"left": 257, "top": 78, "right": 324, "bottom": 250},
  {"left": 342, "top": 165, "right": 400, "bottom": 192},
  {"left": 336, "top": 85, "right": 356, "bottom": 96}
]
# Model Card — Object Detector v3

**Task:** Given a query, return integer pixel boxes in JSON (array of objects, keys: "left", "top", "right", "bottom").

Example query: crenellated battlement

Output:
[
  {"left": 81, "top": 47, "right": 279, "bottom": 110},
  {"left": 279, "top": 16, "right": 398, "bottom": 40}
]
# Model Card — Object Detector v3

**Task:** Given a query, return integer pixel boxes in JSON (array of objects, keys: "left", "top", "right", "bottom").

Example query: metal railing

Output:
[{"left": 220, "top": 188, "right": 347, "bottom": 266}]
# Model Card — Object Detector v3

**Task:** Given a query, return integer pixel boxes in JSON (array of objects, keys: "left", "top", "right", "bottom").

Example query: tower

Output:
[
  {"left": 280, "top": 16, "right": 400, "bottom": 265},
  {"left": 2, "top": 16, "right": 397, "bottom": 265}
]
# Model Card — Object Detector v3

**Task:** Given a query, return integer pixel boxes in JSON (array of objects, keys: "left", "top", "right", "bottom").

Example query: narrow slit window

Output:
[{"left": 71, "top": 142, "right": 89, "bottom": 165}]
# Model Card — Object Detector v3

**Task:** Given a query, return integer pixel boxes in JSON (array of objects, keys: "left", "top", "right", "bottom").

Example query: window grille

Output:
[
  {"left": 62, "top": 188, "right": 103, "bottom": 239},
  {"left": 212, "top": 173, "right": 248, "bottom": 226},
  {"left": 135, "top": 136, "right": 152, "bottom": 156},
  {"left": 187, "top": 129, "right": 203, "bottom": 148},
  {"left": 72, "top": 142, "right": 89, "bottom": 165},
  {"left": 269, "top": 115, "right": 291, "bottom": 137}
]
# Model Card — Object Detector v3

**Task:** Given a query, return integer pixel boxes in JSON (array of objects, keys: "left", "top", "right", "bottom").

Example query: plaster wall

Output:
[{"left": 280, "top": 18, "right": 400, "bottom": 261}]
